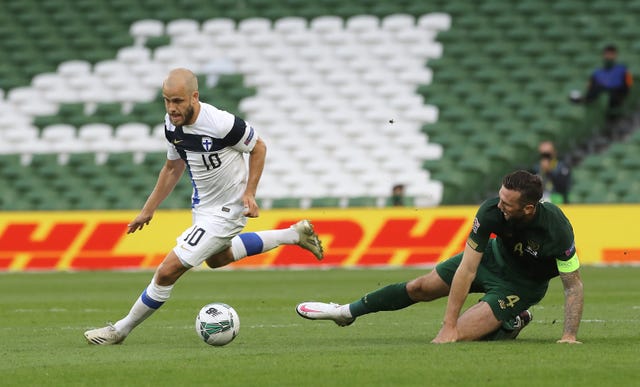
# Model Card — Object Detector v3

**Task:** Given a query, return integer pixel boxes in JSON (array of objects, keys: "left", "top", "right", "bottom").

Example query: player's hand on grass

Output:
[
  {"left": 127, "top": 212, "right": 153, "bottom": 234},
  {"left": 242, "top": 194, "right": 259, "bottom": 218},
  {"left": 557, "top": 335, "right": 582, "bottom": 344},
  {"left": 431, "top": 324, "right": 458, "bottom": 344}
]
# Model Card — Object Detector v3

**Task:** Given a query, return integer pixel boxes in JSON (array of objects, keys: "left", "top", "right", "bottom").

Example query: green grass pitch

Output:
[{"left": 1, "top": 266, "right": 638, "bottom": 386}]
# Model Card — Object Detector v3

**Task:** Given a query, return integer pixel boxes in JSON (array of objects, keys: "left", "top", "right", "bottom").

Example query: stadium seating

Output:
[{"left": 0, "top": 0, "right": 639, "bottom": 210}]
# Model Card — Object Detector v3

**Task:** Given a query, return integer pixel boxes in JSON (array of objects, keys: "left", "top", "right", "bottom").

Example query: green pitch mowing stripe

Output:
[{"left": 0, "top": 267, "right": 638, "bottom": 386}]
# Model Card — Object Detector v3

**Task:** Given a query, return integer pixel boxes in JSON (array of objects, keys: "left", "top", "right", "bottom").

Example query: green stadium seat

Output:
[
  {"left": 12, "top": 174, "right": 41, "bottom": 196},
  {"left": 405, "top": 1, "right": 439, "bottom": 16},
  {"left": 478, "top": 1, "right": 507, "bottom": 17},
  {"left": 348, "top": 196, "right": 379, "bottom": 207},
  {"left": 580, "top": 155, "right": 617, "bottom": 174},
  {"left": 629, "top": 130, "right": 640, "bottom": 144},
  {"left": 310, "top": 197, "right": 341, "bottom": 208},
  {"left": 504, "top": 132, "right": 539, "bottom": 160},
  {"left": 484, "top": 82, "right": 515, "bottom": 99},
  {"left": 529, "top": 120, "right": 562, "bottom": 144},
  {"left": 483, "top": 41, "right": 518, "bottom": 57},
  {"left": 515, "top": 0, "right": 544, "bottom": 16},
  {"left": 380, "top": 193, "right": 412, "bottom": 207},
  {"left": 604, "top": 142, "right": 629, "bottom": 160},
  {"left": 435, "top": 171, "right": 469, "bottom": 204},
  {"left": 520, "top": 41, "right": 553, "bottom": 57},
  {"left": 0, "top": 154, "right": 21, "bottom": 171},
  {"left": 479, "top": 106, "right": 516, "bottom": 122},
  {"left": 485, "top": 145, "right": 517, "bottom": 176},
  {"left": 271, "top": 198, "right": 302, "bottom": 208},
  {"left": 457, "top": 156, "right": 492, "bottom": 188}
]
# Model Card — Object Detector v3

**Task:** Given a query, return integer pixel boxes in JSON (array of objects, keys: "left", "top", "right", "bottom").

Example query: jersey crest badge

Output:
[
  {"left": 525, "top": 240, "right": 540, "bottom": 257},
  {"left": 202, "top": 137, "right": 213, "bottom": 152}
]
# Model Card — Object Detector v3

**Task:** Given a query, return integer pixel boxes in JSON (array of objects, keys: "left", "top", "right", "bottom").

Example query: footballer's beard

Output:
[
  {"left": 182, "top": 104, "right": 195, "bottom": 125},
  {"left": 504, "top": 209, "right": 528, "bottom": 224},
  {"left": 170, "top": 104, "right": 195, "bottom": 126}
]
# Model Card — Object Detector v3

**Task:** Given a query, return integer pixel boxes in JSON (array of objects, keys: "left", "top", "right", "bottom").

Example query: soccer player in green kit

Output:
[{"left": 297, "top": 170, "right": 584, "bottom": 343}]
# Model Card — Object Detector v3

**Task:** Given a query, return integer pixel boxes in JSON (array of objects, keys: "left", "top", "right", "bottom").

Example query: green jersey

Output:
[{"left": 468, "top": 197, "right": 576, "bottom": 281}]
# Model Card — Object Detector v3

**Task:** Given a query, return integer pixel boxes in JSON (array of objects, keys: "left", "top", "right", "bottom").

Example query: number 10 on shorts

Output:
[{"left": 184, "top": 226, "right": 206, "bottom": 247}]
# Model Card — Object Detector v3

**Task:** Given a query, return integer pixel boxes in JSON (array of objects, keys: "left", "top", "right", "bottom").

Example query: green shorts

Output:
[{"left": 435, "top": 239, "right": 549, "bottom": 330}]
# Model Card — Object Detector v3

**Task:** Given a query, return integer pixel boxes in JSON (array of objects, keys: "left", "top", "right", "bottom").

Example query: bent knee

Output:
[
  {"left": 406, "top": 271, "right": 449, "bottom": 301},
  {"left": 155, "top": 253, "right": 189, "bottom": 285}
]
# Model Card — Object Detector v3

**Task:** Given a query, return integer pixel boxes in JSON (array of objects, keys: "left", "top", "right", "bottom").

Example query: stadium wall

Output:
[{"left": 0, "top": 206, "right": 637, "bottom": 271}]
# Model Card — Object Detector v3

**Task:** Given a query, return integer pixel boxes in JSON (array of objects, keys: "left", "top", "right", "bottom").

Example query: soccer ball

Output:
[{"left": 195, "top": 303, "right": 240, "bottom": 346}]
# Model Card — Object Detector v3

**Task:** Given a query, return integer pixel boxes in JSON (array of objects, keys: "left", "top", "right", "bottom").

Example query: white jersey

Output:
[{"left": 164, "top": 102, "right": 258, "bottom": 217}]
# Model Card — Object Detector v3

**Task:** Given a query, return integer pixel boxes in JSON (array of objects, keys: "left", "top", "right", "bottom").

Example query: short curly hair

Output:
[{"left": 502, "top": 170, "right": 543, "bottom": 206}]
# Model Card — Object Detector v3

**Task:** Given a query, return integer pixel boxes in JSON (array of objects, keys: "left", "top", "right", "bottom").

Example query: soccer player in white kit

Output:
[{"left": 84, "top": 68, "right": 323, "bottom": 345}]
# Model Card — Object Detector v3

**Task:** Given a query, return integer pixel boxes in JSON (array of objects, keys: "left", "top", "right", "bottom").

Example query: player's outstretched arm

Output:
[
  {"left": 432, "top": 244, "right": 483, "bottom": 343},
  {"left": 557, "top": 269, "right": 584, "bottom": 344},
  {"left": 128, "top": 158, "right": 186, "bottom": 234},
  {"left": 243, "top": 138, "right": 266, "bottom": 218}
]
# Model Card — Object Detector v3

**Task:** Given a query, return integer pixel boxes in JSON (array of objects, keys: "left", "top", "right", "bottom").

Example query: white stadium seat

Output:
[
  {"left": 94, "top": 60, "right": 129, "bottom": 79},
  {"left": 43, "top": 88, "right": 78, "bottom": 104},
  {"left": 76, "top": 123, "right": 121, "bottom": 160},
  {"left": 129, "top": 19, "right": 164, "bottom": 46},
  {"left": 396, "top": 29, "right": 430, "bottom": 45},
  {"left": 283, "top": 30, "right": 318, "bottom": 47},
  {"left": 114, "top": 123, "right": 150, "bottom": 140},
  {"left": 381, "top": 14, "right": 415, "bottom": 33},
  {"left": 117, "top": 46, "right": 152, "bottom": 65},
  {"left": 7, "top": 87, "right": 42, "bottom": 107},
  {"left": 32, "top": 73, "right": 67, "bottom": 93},
  {"left": 321, "top": 30, "right": 354, "bottom": 46},
  {"left": 417, "top": 13, "right": 452, "bottom": 31},
  {"left": 115, "top": 123, "right": 164, "bottom": 154},
  {"left": 166, "top": 19, "right": 200, "bottom": 37},
  {"left": 0, "top": 125, "right": 39, "bottom": 155},
  {"left": 274, "top": 17, "right": 307, "bottom": 34},
  {"left": 357, "top": 30, "right": 389, "bottom": 46},
  {"left": 345, "top": 15, "right": 379, "bottom": 33},
  {"left": 238, "top": 18, "right": 271, "bottom": 35},
  {"left": 153, "top": 46, "right": 193, "bottom": 67},
  {"left": 202, "top": 18, "right": 235, "bottom": 36},
  {"left": 310, "top": 16, "right": 343, "bottom": 33},
  {"left": 57, "top": 60, "right": 92, "bottom": 77},
  {"left": 67, "top": 73, "right": 102, "bottom": 91},
  {"left": 40, "top": 124, "right": 81, "bottom": 153},
  {"left": 78, "top": 123, "right": 113, "bottom": 143},
  {"left": 411, "top": 41, "right": 443, "bottom": 59}
]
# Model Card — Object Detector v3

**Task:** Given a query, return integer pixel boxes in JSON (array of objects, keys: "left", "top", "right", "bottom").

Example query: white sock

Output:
[
  {"left": 114, "top": 279, "right": 174, "bottom": 335},
  {"left": 339, "top": 304, "right": 353, "bottom": 318},
  {"left": 230, "top": 229, "right": 299, "bottom": 261}
]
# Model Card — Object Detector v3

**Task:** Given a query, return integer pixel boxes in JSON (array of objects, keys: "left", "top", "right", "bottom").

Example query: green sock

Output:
[{"left": 348, "top": 282, "right": 416, "bottom": 317}]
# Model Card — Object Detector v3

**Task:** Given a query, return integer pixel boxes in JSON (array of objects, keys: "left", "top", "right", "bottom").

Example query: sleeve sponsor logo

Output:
[
  {"left": 244, "top": 126, "right": 255, "bottom": 145},
  {"left": 565, "top": 241, "right": 576, "bottom": 257},
  {"left": 472, "top": 217, "right": 480, "bottom": 234}
]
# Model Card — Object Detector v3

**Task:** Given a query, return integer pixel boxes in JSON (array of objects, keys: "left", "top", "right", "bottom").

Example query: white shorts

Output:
[{"left": 173, "top": 211, "right": 246, "bottom": 268}]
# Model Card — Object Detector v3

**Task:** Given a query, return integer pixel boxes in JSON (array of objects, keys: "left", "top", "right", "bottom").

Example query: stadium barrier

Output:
[{"left": 0, "top": 205, "right": 637, "bottom": 271}]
